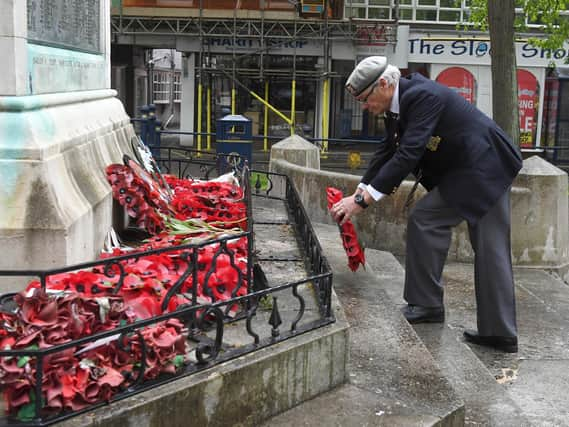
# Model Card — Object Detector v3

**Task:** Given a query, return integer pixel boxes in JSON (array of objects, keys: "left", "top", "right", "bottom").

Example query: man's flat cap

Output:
[{"left": 345, "top": 56, "right": 388, "bottom": 97}]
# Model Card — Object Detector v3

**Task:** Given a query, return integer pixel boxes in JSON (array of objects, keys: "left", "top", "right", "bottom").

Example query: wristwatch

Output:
[{"left": 354, "top": 193, "right": 369, "bottom": 209}]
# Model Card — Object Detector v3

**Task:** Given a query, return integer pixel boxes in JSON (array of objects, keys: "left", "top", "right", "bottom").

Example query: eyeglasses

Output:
[{"left": 358, "top": 82, "right": 378, "bottom": 103}]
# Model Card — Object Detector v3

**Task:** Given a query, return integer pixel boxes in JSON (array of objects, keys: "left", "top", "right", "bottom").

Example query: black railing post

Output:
[
  {"left": 147, "top": 104, "right": 157, "bottom": 148},
  {"left": 153, "top": 119, "right": 162, "bottom": 158},
  {"left": 139, "top": 104, "right": 150, "bottom": 145}
]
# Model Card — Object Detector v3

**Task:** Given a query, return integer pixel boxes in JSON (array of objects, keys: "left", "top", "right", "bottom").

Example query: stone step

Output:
[
  {"left": 364, "top": 249, "right": 529, "bottom": 426},
  {"left": 366, "top": 248, "right": 569, "bottom": 426},
  {"left": 263, "top": 223, "right": 464, "bottom": 426}
]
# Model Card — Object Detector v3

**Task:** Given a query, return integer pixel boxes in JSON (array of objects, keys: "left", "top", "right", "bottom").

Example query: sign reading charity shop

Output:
[
  {"left": 26, "top": 0, "right": 106, "bottom": 94},
  {"left": 27, "top": 0, "right": 101, "bottom": 53}
]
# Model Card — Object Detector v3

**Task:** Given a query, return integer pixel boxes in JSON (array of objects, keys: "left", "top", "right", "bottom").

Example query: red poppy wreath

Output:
[{"left": 326, "top": 187, "right": 366, "bottom": 272}]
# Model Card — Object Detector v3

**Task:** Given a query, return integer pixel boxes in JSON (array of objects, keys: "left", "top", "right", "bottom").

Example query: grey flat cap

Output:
[{"left": 345, "top": 56, "right": 388, "bottom": 97}]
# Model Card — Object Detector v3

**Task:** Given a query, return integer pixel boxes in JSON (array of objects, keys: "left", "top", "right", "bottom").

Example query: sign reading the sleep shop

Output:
[
  {"left": 408, "top": 36, "right": 569, "bottom": 67},
  {"left": 27, "top": 0, "right": 101, "bottom": 54}
]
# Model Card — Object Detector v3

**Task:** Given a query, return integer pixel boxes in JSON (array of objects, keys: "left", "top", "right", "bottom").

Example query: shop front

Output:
[
  {"left": 408, "top": 32, "right": 569, "bottom": 150},
  {"left": 175, "top": 23, "right": 409, "bottom": 146}
]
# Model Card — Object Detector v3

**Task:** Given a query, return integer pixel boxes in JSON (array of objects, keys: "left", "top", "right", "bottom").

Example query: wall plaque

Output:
[{"left": 27, "top": 0, "right": 101, "bottom": 54}]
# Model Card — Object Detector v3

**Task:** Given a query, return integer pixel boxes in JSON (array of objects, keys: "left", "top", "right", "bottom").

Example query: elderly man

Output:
[{"left": 330, "top": 56, "right": 523, "bottom": 353}]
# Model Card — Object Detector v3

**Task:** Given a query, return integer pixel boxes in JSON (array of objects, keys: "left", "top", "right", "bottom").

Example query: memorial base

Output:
[{"left": 0, "top": 89, "right": 134, "bottom": 290}]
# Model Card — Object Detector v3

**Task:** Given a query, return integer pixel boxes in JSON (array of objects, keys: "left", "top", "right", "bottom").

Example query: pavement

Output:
[{"left": 264, "top": 222, "right": 569, "bottom": 427}]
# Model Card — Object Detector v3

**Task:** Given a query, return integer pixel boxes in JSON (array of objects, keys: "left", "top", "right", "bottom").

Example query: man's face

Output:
[{"left": 356, "top": 78, "right": 394, "bottom": 116}]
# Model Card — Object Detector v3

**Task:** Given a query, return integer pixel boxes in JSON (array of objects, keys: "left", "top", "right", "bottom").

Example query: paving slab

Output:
[{"left": 265, "top": 383, "right": 445, "bottom": 427}]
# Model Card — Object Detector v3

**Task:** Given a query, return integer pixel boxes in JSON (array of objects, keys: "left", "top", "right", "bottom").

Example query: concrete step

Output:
[
  {"left": 366, "top": 249, "right": 569, "bottom": 426},
  {"left": 263, "top": 223, "right": 464, "bottom": 426},
  {"left": 365, "top": 250, "right": 529, "bottom": 426}
]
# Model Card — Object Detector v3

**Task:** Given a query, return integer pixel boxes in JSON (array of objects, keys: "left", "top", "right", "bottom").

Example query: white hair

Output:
[{"left": 379, "top": 64, "right": 401, "bottom": 87}]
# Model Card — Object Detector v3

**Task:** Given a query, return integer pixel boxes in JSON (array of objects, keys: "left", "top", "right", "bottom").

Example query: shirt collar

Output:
[{"left": 389, "top": 80, "right": 400, "bottom": 115}]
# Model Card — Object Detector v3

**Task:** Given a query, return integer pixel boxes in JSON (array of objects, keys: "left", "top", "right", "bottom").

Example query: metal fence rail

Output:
[{"left": 0, "top": 151, "right": 333, "bottom": 426}]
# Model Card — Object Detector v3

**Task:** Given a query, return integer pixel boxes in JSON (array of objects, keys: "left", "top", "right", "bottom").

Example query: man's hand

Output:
[{"left": 331, "top": 194, "right": 364, "bottom": 225}]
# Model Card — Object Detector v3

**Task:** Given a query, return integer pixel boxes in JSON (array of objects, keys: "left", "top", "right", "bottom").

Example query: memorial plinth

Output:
[{"left": 0, "top": 0, "right": 133, "bottom": 277}]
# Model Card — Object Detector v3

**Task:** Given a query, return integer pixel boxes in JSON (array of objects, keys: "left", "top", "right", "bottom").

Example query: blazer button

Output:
[{"left": 396, "top": 142, "right": 400, "bottom": 147}]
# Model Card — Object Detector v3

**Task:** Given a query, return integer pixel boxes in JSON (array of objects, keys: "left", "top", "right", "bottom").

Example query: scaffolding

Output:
[{"left": 111, "top": 1, "right": 399, "bottom": 151}]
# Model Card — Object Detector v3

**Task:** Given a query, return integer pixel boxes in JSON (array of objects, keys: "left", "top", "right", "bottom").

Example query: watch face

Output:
[{"left": 355, "top": 194, "right": 367, "bottom": 207}]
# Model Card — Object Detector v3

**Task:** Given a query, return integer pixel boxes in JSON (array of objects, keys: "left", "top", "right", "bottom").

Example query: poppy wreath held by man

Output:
[{"left": 326, "top": 187, "right": 366, "bottom": 272}]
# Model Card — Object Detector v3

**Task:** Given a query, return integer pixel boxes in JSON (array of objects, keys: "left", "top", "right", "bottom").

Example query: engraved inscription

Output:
[{"left": 27, "top": 0, "right": 101, "bottom": 53}]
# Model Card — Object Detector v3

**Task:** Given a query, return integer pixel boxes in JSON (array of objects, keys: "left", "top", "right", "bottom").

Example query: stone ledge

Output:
[
  {"left": 0, "top": 95, "right": 134, "bottom": 276},
  {"left": 58, "top": 297, "right": 349, "bottom": 427},
  {"left": 269, "top": 155, "right": 569, "bottom": 269}
]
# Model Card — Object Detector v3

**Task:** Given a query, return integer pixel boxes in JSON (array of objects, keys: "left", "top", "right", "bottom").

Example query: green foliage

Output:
[
  {"left": 173, "top": 355, "right": 185, "bottom": 368},
  {"left": 259, "top": 295, "right": 273, "bottom": 311},
  {"left": 16, "top": 356, "right": 30, "bottom": 368},
  {"left": 251, "top": 172, "right": 269, "bottom": 191},
  {"left": 17, "top": 402, "right": 36, "bottom": 422},
  {"left": 466, "top": 0, "right": 569, "bottom": 52},
  {"left": 464, "top": 0, "right": 489, "bottom": 31},
  {"left": 17, "top": 390, "right": 44, "bottom": 421}
]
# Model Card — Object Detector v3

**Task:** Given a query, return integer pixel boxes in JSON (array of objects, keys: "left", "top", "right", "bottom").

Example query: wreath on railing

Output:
[{"left": 0, "top": 150, "right": 250, "bottom": 421}]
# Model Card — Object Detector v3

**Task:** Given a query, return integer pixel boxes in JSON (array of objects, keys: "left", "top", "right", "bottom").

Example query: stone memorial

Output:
[{"left": 0, "top": 0, "right": 133, "bottom": 280}]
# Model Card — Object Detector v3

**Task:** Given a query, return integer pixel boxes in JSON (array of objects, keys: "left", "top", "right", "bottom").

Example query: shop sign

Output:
[
  {"left": 517, "top": 69, "right": 539, "bottom": 147},
  {"left": 409, "top": 35, "right": 569, "bottom": 67},
  {"left": 353, "top": 24, "right": 390, "bottom": 55},
  {"left": 205, "top": 38, "right": 309, "bottom": 50},
  {"left": 354, "top": 25, "right": 390, "bottom": 46},
  {"left": 178, "top": 37, "right": 323, "bottom": 56},
  {"left": 435, "top": 67, "right": 476, "bottom": 104}
]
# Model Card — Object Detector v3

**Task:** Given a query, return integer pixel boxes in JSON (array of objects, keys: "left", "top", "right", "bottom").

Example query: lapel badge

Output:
[{"left": 426, "top": 136, "right": 441, "bottom": 151}]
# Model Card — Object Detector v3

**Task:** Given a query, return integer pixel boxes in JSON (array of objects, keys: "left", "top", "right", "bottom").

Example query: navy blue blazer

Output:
[{"left": 361, "top": 73, "right": 523, "bottom": 224}]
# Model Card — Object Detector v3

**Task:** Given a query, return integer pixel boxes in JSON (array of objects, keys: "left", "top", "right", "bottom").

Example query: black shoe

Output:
[
  {"left": 463, "top": 329, "right": 518, "bottom": 353},
  {"left": 402, "top": 304, "right": 445, "bottom": 324}
]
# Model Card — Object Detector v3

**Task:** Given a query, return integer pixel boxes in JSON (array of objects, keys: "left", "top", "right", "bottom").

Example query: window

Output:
[
  {"left": 152, "top": 70, "right": 181, "bottom": 104},
  {"left": 153, "top": 71, "right": 169, "bottom": 104},
  {"left": 345, "top": 0, "right": 393, "bottom": 19},
  {"left": 344, "top": 0, "right": 472, "bottom": 24},
  {"left": 173, "top": 72, "right": 181, "bottom": 102},
  {"left": 439, "top": 9, "right": 461, "bottom": 22},
  {"left": 415, "top": 9, "right": 437, "bottom": 21}
]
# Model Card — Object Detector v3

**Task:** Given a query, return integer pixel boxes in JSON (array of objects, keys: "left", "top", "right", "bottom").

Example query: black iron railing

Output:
[{"left": 0, "top": 150, "right": 333, "bottom": 426}]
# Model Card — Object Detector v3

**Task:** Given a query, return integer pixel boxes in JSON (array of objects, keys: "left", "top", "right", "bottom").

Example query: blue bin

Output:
[{"left": 216, "top": 115, "right": 253, "bottom": 169}]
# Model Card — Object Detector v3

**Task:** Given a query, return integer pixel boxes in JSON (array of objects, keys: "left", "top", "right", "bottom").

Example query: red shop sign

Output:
[
  {"left": 517, "top": 69, "right": 539, "bottom": 148},
  {"left": 436, "top": 67, "right": 476, "bottom": 105}
]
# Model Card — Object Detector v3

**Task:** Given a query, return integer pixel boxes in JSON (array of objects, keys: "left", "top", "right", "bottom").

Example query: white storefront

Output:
[{"left": 408, "top": 32, "right": 569, "bottom": 147}]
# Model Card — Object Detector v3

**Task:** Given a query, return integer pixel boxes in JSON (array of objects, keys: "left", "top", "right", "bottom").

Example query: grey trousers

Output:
[{"left": 404, "top": 187, "right": 517, "bottom": 337}]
